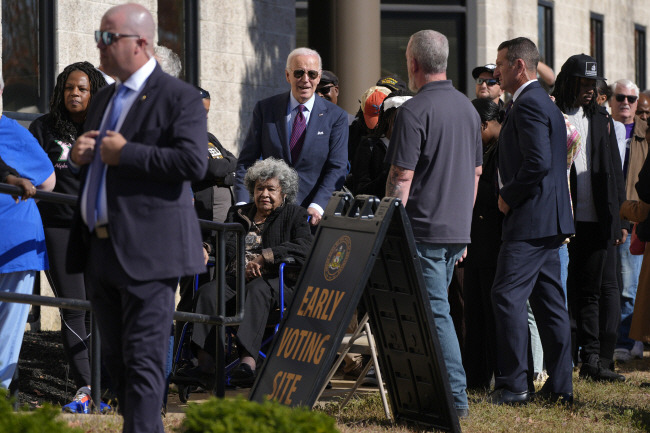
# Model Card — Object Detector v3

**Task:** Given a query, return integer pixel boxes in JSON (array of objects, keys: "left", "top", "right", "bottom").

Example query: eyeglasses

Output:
[
  {"left": 95, "top": 30, "right": 140, "bottom": 46},
  {"left": 615, "top": 94, "right": 638, "bottom": 103},
  {"left": 317, "top": 84, "right": 336, "bottom": 95},
  {"left": 292, "top": 69, "right": 320, "bottom": 80},
  {"left": 476, "top": 78, "right": 499, "bottom": 86}
]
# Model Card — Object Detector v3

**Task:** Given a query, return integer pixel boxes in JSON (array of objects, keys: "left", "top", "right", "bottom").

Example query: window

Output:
[
  {"left": 296, "top": 2, "right": 469, "bottom": 93},
  {"left": 635, "top": 25, "right": 646, "bottom": 91},
  {"left": 157, "top": 0, "right": 199, "bottom": 84},
  {"left": 590, "top": 13, "right": 604, "bottom": 78},
  {"left": 2, "top": 0, "right": 54, "bottom": 113},
  {"left": 381, "top": 10, "right": 465, "bottom": 91},
  {"left": 538, "top": 1, "right": 553, "bottom": 68}
]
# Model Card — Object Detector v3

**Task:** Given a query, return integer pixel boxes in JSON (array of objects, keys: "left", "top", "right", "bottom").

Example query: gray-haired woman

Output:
[{"left": 182, "top": 158, "right": 313, "bottom": 388}]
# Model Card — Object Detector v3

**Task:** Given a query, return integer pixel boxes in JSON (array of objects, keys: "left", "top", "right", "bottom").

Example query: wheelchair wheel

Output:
[{"left": 178, "top": 384, "right": 191, "bottom": 403}]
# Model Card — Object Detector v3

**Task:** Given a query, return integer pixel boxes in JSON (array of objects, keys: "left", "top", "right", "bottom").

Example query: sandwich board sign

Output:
[{"left": 249, "top": 193, "right": 461, "bottom": 432}]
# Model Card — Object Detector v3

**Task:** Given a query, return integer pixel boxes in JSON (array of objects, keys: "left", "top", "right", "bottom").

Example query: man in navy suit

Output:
[
  {"left": 68, "top": 4, "right": 206, "bottom": 431},
  {"left": 490, "top": 37, "right": 575, "bottom": 405},
  {"left": 234, "top": 48, "right": 348, "bottom": 225}
]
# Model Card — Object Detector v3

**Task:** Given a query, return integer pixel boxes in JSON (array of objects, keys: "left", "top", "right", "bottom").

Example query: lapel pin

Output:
[
  {"left": 317, "top": 131, "right": 324, "bottom": 135},
  {"left": 141, "top": 95, "right": 147, "bottom": 101},
  {"left": 318, "top": 113, "right": 324, "bottom": 116}
]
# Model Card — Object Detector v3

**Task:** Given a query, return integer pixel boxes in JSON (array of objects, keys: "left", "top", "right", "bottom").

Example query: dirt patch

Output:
[{"left": 15, "top": 331, "right": 75, "bottom": 408}]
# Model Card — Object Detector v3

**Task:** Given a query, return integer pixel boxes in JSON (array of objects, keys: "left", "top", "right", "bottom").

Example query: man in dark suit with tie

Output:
[
  {"left": 490, "top": 37, "right": 575, "bottom": 405},
  {"left": 234, "top": 48, "right": 348, "bottom": 225},
  {"left": 68, "top": 4, "right": 206, "bottom": 432}
]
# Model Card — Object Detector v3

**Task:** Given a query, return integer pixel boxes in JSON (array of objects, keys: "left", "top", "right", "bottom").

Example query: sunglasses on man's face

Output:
[
  {"left": 615, "top": 94, "right": 638, "bottom": 103},
  {"left": 292, "top": 69, "right": 320, "bottom": 80},
  {"left": 476, "top": 78, "right": 499, "bottom": 87},
  {"left": 95, "top": 30, "right": 140, "bottom": 46}
]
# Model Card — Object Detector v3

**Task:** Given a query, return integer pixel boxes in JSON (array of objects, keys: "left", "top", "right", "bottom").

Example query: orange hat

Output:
[{"left": 361, "top": 86, "right": 391, "bottom": 129}]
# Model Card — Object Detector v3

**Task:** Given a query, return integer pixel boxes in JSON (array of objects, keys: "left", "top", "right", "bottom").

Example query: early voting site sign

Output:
[{"left": 249, "top": 193, "right": 460, "bottom": 432}]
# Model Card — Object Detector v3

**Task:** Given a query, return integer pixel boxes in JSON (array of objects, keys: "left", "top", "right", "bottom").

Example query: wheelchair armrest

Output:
[{"left": 279, "top": 256, "right": 301, "bottom": 271}]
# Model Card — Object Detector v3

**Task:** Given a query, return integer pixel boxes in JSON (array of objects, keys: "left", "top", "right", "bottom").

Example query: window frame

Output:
[
  {"left": 635, "top": 24, "right": 646, "bottom": 91},
  {"left": 538, "top": 0, "right": 554, "bottom": 69},
  {"left": 590, "top": 12, "right": 605, "bottom": 78}
]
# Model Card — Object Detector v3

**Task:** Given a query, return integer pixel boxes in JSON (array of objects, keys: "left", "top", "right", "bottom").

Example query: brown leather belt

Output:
[{"left": 94, "top": 225, "right": 110, "bottom": 239}]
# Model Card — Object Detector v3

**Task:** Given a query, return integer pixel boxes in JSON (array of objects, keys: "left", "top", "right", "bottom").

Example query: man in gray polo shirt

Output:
[{"left": 385, "top": 29, "right": 482, "bottom": 418}]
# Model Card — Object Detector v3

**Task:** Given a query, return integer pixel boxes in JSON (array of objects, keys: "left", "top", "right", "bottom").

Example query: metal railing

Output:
[{"left": 0, "top": 183, "right": 246, "bottom": 406}]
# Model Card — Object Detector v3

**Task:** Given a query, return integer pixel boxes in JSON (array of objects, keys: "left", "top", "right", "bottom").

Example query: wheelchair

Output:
[{"left": 170, "top": 259, "right": 294, "bottom": 403}]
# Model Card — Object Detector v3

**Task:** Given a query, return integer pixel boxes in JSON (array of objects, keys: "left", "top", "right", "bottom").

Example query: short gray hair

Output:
[
  {"left": 244, "top": 157, "right": 299, "bottom": 204},
  {"left": 155, "top": 45, "right": 182, "bottom": 78},
  {"left": 613, "top": 79, "right": 640, "bottom": 96},
  {"left": 408, "top": 30, "right": 448, "bottom": 74},
  {"left": 286, "top": 47, "right": 322, "bottom": 71}
]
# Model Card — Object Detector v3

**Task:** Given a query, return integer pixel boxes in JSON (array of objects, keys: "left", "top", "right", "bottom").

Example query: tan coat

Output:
[
  {"left": 620, "top": 199, "right": 650, "bottom": 342},
  {"left": 625, "top": 117, "right": 649, "bottom": 201}
]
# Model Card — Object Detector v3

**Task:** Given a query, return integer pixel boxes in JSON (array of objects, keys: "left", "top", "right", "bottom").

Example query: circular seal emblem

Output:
[{"left": 324, "top": 235, "right": 352, "bottom": 281}]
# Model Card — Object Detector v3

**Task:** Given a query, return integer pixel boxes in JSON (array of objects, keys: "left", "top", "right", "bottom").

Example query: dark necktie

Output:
[
  {"left": 504, "top": 99, "right": 514, "bottom": 116},
  {"left": 85, "top": 85, "right": 131, "bottom": 231},
  {"left": 289, "top": 104, "right": 306, "bottom": 163}
]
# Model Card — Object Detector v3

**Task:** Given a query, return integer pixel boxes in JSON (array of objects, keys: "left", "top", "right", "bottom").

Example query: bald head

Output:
[
  {"left": 104, "top": 3, "right": 155, "bottom": 55},
  {"left": 98, "top": 3, "right": 155, "bottom": 81},
  {"left": 637, "top": 93, "right": 650, "bottom": 122}
]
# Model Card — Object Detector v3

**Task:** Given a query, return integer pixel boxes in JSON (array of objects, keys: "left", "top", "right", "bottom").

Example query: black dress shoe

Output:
[
  {"left": 230, "top": 363, "right": 256, "bottom": 388},
  {"left": 489, "top": 388, "right": 530, "bottom": 405},
  {"left": 456, "top": 408, "right": 470, "bottom": 419},
  {"left": 176, "top": 365, "right": 216, "bottom": 390},
  {"left": 535, "top": 382, "right": 573, "bottom": 406},
  {"left": 579, "top": 358, "right": 625, "bottom": 383}
]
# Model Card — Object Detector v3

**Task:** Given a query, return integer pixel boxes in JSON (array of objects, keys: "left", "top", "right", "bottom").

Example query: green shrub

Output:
[
  {"left": 181, "top": 396, "right": 339, "bottom": 433},
  {"left": 0, "top": 389, "right": 82, "bottom": 433}
]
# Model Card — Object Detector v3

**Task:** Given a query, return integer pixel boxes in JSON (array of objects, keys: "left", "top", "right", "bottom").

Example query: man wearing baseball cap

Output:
[
  {"left": 552, "top": 54, "right": 628, "bottom": 383},
  {"left": 472, "top": 63, "right": 504, "bottom": 107},
  {"left": 317, "top": 70, "right": 340, "bottom": 105}
]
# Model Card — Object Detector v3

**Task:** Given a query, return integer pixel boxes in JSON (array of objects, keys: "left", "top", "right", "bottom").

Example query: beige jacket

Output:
[{"left": 626, "top": 116, "right": 649, "bottom": 201}]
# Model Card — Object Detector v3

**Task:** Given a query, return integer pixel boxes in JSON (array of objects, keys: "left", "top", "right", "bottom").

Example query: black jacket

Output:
[
  {"left": 223, "top": 202, "right": 313, "bottom": 274},
  {"left": 633, "top": 154, "right": 650, "bottom": 241},
  {"left": 569, "top": 106, "right": 629, "bottom": 240},
  {"left": 467, "top": 142, "right": 502, "bottom": 267},
  {"left": 29, "top": 113, "right": 82, "bottom": 227},
  {"left": 351, "top": 136, "right": 389, "bottom": 197}
]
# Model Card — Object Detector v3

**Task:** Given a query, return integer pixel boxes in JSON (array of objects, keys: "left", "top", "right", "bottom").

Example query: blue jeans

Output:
[
  {"left": 416, "top": 242, "right": 468, "bottom": 410},
  {"left": 559, "top": 243, "right": 569, "bottom": 309},
  {"left": 617, "top": 236, "right": 643, "bottom": 350},
  {"left": 0, "top": 271, "right": 35, "bottom": 388},
  {"left": 527, "top": 302, "right": 544, "bottom": 374}
]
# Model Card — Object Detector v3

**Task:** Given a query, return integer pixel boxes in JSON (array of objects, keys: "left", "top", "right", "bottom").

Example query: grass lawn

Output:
[{"left": 55, "top": 355, "right": 650, "bottom": 432}]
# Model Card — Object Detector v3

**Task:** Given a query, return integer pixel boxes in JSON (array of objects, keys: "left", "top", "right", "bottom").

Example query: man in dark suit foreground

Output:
[
  {"left": 234, "top": 47, "right": 348, "bottom": 226},
  {"left": 490, "top": 37, "right": 575, "bottom": 405},
  {"left": 68, "top": 3, "right": 207, "bottom": 431}
]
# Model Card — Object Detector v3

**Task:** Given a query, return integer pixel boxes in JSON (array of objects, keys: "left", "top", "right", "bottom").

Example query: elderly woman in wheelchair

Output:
[{"left": 179, "top": 157, "right": 313, "bottom": 388}]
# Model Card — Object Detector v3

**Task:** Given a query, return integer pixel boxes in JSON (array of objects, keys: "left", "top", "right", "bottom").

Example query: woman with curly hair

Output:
[
  {"left": 29, "top": 61, "right": 108, "bottom": 413},
  {"left": 181, "top": 158, "right": 313, "bottom": 388}
]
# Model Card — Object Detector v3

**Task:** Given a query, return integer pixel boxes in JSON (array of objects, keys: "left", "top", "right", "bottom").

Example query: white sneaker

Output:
[
  {"left": 614, "top": 348, "right": 632, "bottom": 363},
  {"left": 631, "top": 341, "right": 645, "bottom": 359}
]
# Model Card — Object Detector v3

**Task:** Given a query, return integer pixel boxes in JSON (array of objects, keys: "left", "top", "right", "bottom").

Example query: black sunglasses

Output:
[
  {"left": 318, "top": 84, "right": 336, "bottom": 95},
  {"left": 615, "top": 94, "right": 638, "bottom": 103},
  {"left": 95, "top": 30, "right": 140, "bottom": 46},
  {"left": 292, "top": 69, "right": 320, "bottom": 80},
  {"left": 476, "top": 78, "right": 499, "bottom": 86}
]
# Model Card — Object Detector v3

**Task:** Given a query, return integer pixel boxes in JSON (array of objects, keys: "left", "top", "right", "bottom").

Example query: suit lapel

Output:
[
  {"left": 275, "top": 93, "right": 291, "bottom": 162},
  {"left": 118, "top": 66, "right": 163, "bottom": 139}
]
